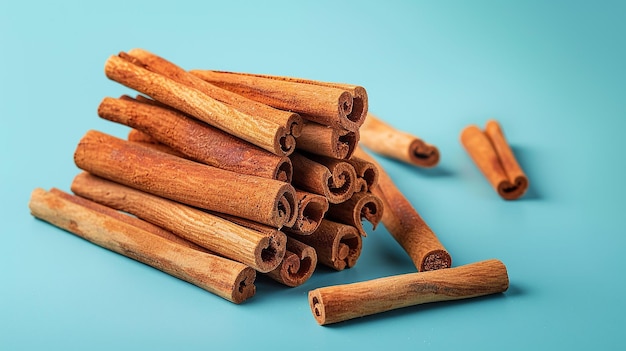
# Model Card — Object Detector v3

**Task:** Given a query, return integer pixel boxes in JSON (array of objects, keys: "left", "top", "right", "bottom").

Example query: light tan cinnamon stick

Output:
[
  {"left": 266, "top": 237, "right": 317, "bottom": 287},
  {"left": 326, "top": 192, "right": 384, "bottom": 236},
  {"left": 190, "top": 69, "right": 366, "bottom": 132},
  {"left": 290, "top": 152, "right": 357, "bottom": 204},
  {"left": 71, "top": 173, "right": 286, "bottom": 273},
  {"left": 308, "top": 259, "right": 509, "bottom": 325},
  {"left": 284, "top": 191, "right": 329, "bottom": 235},
  {"left": 353, "top": 147, "right": 451, "bottom": 271},
  {"left": 290, "top": 219, "right": 362, "bottom": 271},
  {"left": 104, "top": 54, "right": 290, "bottom": 155},
  {"left": 29, "top": 188, "right": 256, "bottom": 304},
  {"left": 360, "top": 113, "right": 440, "bottom": 168},
  {"left": 461, "top": 120, "right": 529, "bottom": 200},
  {"left": 99, "top": 96, "right": 293, "bottom": 182},
  {"left": 74, "top": 130, "right": 296, "bottom": 228},
  {"left": 296, "top": 122, "right": 359, "bottom": 159}
]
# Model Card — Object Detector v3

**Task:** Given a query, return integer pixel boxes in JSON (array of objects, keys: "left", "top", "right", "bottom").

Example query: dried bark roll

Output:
[
  {"left": 266, "top": 237, "right": 317, "bottom": 287},
  {"left": 346, "top": 156, "right": 379, "bottom": 192},
  {"left": 284, "top": 191, "right": 329, "bottom": 235},
  {"left": 460, "top": 120, "right": 529, "bottom": 200},
  {"left": 308, "top": 259, "right": 509, "bottom": 325},
  {"left": 71, "top": 173, "right": 287, "bottom": 273},
  {"left": 74, "top": 130, "right": 296, "bottom": 228},
  {"left": 360, "top": 113, "right": 440, "bottom": 168},
  {"left": 354, "top": 147, "right": 451, "bottom": 271},
  {"left": 104, "top": 54, "right": 290, "bottom": 155},
  {"left": 296, "top": 122, "right": 359, "bottom": 159},
  {"left": 290, "top": 153, "right": 357, "bottom": 204},
  {"left": 190, "top": 69, "right": 366, "bottom": 132},
  {"left": 326, "top": 192, "right": 384, "bottom": 236},
  {"left": 291, "top": 219, "right": 362, "bottom": 271},
  {"left": 29, "top": 188, "right": 256, "bottom": 304},
  {"left": 99, "top": 96, "right": 293, "bottom": 182}
]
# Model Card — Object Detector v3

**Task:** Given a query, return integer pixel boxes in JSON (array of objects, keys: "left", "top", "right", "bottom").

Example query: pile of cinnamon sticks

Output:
[{"left": 29, "top": 49, "right": 385, "bottom": 303}]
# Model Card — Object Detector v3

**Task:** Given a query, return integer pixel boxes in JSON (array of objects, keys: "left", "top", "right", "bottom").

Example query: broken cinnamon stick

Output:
[
  {"left": 308, "top": 259, "right": 509, "bottom": 325},
  {"left": 296, "top": 122, "right": 359, "bottom": 159},
  {"left": 354, "top": 147, "right": 451, "bottom": 271},
  {"left": 290, "top": 153, "right": 357, "bottom": 204},
  {"left": 266, "top": 237, "right": 317, "bottom": 287},
  {"left": 360, "top": 113, "right": 440, "bottom": 168},
  {"left": 460, "top": 120, "right": 529, "bottom": 200},
  {"left": 29, "top": 188, "right": 256, "bottom": 304},
  {"left": 74, "top": 130, "right": 296, "bottom": 228},
  {"left": 284, "top": 191, "right": 329, "bottom": 235},
  {"left": 326, "top": 192, "right": 384, "bottom": 236}
]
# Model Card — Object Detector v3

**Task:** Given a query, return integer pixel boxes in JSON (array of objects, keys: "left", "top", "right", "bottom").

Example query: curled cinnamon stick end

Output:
[
  {"left": 461, "top": 120, "right": 529, "bottom": 200},
  {"left": 326, "top": 192, "right": 384, "bottom": 236},
  {"left": 266, "top": 238, "right": 317, "bottom": 287},
  {"left": 360, "top": 113, "right": 440, "bottom": 168},
  {"left": 297, "top": 122, "right": 359, "bottom": 159},
  {"left": 345, "top": 156, "right": 379, "bottom": 191},
  {"left": 285, "top": 191, "right": 329, "bottom": 235},
  {"left": 290, "top": 153, "right": 357, "bottom": 204},
  {"left": 29, "top": 188, "right": 256, "bottom": 304},
  {"left": 308, "top": 259, "right": 508, "bottom": 325}
]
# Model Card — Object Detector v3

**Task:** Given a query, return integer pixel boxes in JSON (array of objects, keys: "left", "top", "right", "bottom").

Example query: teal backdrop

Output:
[{"left": 2, "top": 1, "right": 625, "bottom": 349}]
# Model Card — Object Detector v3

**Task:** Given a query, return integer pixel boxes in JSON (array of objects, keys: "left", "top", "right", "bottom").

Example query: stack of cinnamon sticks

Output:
[{"left": 29, "top": 49, "right": 385, "bottom": 303}]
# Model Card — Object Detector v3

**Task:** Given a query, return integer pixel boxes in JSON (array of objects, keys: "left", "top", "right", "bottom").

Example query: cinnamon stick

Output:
[
  {"left": 326, "top": 192, "right": 384, "bottom": 236},
  {"left": 284, "top": 191, "right": 329, "bottom": 235},
  {"left": 296, "top": 122, "right": 359, "bottom": 159},
  {"left": 29, "top": 188, "right": 256, "bottom": 304},
  {"left": 266, "top": 237, "right": 317, "bottom": 287},
  {"left": 353, "top": 147, "right": 451, "bottom": 271},
  {"left": 360, "top": 113, "right": 440, "bottom": 168},
  {"left": 190, "top": 69, "right": 366, "bottom": 132},
  {"left": 99, "top": 96, "right": 293, "bottom": 182},
  {"left": 71, "top": 173, "right": 287, "bottom": 273},
  {"left": 290, "top": 152, "right": 357, "bottom": 204},
  {"left": 460, "top": 120, "right": 529, "bottom": 200},
  {"left": 74, "top": 130, "right": 296, "bottom": 228},
  {"left": 104, "top": 54, "right": 290, "bottom": 155},
  {"left": 308, "top": 259, "right": 509, "bottom": 325},
  {"left": 345, "top": 156, "right": 379, "bottom": 191}
]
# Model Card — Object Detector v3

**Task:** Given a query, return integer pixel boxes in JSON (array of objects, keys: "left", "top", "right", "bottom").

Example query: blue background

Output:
[{"left": 2, "top": 1, "right": 625, "bottom": 349}]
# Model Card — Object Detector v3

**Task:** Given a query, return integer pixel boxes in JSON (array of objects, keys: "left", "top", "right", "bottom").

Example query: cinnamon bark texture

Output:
[
  {"left": 74, "top": 130, "right": 296, "bottom": 228},
  {"left": 266, "top": 237, "right": 317, "bottom": 287},
  {"left": 326, "top": 192, "right": 384, "bottom": 237},
  {"left": 308, "top": 259, "right": 508, "bottom": 325},
  {"left": 99, "top": 96, "right": 293, "bottom": 182},
  {"left": 127, "top": 129, "right": 186, "bottom": 158},
  {"left": 285, "top": 191, "right": 329, "bottom": 235},
  {"left": 354, "top": 147, "right": 451, "bottom": 271},
  {"left": 29, "top": 188, "right": 256, "bottom": 304},
  {"left": 104, "top": 54, "right": 290, "bottom": 155},
  {"left": 460, "top": 120, "right": 529, "bottom": 200},
  {"left": 291, "top": 219, "right": 362, "bottom": 271},
  {"left": 297, "top": 122, "right": 359, "bottom": 159},
  {"left": 190, "top": 70, "right": 367, "bottom": 132},
  {"left": 290, "top": 153, "right": 357, "bottom": 204},
  {"left": 360, "top": 113, "right": 440, "bottom": 168}
]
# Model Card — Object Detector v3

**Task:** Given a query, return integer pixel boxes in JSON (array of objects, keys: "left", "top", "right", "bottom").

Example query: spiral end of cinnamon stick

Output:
[
  {"left": 274, "top": 158, "right": 293, "bottom": 183},
  {"left": 309, "top": 290, "right": 327, "bottom": 325},
  {"left": 276, "top": 184, "right": 297, "bottom": 227},
  {"left": 286, "top": 192, "right": 329, "bottom": 235},
  {"left": 420, "top": 249, "right": 452, "bottom": 272},
  {"left": 332, "top": 225, "right": 362, "bottom": 270},
  {"left": 254, "top": 231, "right": 287, "bottom": 273},
  {"left": 231, "top": 267, "right": 257, "bottom": 304},
  {"left": 497, "top": 175, "right": 529, "bottom": 200},
  {"left": 325, "top": 162, "right": 357, "bottom": 204},
  {"left": 408, "top": 139, "right": 440, "bottom": 168},
  {"left": 268, "top": 243, "right": 317, "bottom": 287},
  {"left": 356, "top": 193, "right": 384, "bottom": 234}
]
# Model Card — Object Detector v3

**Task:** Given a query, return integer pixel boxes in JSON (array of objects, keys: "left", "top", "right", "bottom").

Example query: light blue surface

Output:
[{"left": 2, "top": 1, "right": 625, "bottom": 349}]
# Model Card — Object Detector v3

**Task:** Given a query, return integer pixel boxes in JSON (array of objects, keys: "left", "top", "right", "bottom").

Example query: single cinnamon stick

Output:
[
  {"left": 345, "top": 156, "right": 379, "bottom": 192},
  {"left": 290, "top": 219, "right": 362, "bottom": 271},
  {"left": 290, "top": 152, "right": 357, "bottom": 204},
  {"left": 29, "top": 188, "right": 256, "bottom": 304},
  {"left": 104, "top": 54, "right": 290, "bottom": 155},
  {"left": 460, "top": 120, "right": 529, "bottom": 200},
  {"left": 360, "top": 113, "right": 440, "bottom": 168},
  {"left": 353, "top": 147, "right": 451, "bottom": 271},
  {"left": 74, "top": 130, "right": 296, "bottom": 228},
  {"left": 266, "top": 237, "right": 317, "bottom": 287},
  {"left": 284, "top": 191, "right": 329, "bottom": 235},
  {"left": 308, "top": 259, "right": 509, "bottom": 325},
  {"left": 296, "top": 122, "right": 359, "bottom": 159},
  {"left": 190, "top": 69, "right": 365, "bottom": 132},
  {"left": 71, "top": 173, "right": 287, "bottom": 273},
  {"left": 326, "top": 192, "right": 384, "bottom": 236},
  {"left": 99, "top": 96, "right": 293, "bottom": 182}
]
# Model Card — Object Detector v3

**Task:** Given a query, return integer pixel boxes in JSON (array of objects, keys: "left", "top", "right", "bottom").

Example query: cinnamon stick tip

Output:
[
  {"left": 278, "top": 246, "right": 317, "bottom": 287},
  {"left": 308, "top": 289, "right": 327, "bottom": 325},
  {"left": 497, "top": 175, "right": 529, "bottom": 200},
  {"left": 231, "top": 266, "right": 257, "bottom": 304},
  {"left": 420, "top": 249, "right": 452, "bottom": 272},
  {"left": 254, "top": 231, "right": 288, "bottom": 273},
  {"left": 408, "top": 139, "right": 440, "bottom": 168}
]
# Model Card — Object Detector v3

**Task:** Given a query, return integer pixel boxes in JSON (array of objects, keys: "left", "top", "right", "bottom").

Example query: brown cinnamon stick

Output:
[
  {"left": 345, "top": 156, "right": 379, "bottom": 192},
  {"left": 99, "top": 96, "right": 293, "bottom": 182},
  {"left": 296, "top": 122, "right": 359, "bottom": 159},
  {"left": 74, "top": 130, "right": 296, "bottom": 228},
  {"left": 284, "top": 191, "right": 329, "bottom": 235},
  {"left": 29, "top": 188, "right": 256, "bottom": 304},
  {"left": 104, "top": 54, "right": 290, "bottom": 155},
  {"left": 460, "top": 120, "right": 529, "bottom": 200},
  {"left": 308, "top": 259, "right": 509, "bottom": 325},
  {"left": 360, "top": 113, "right": 440, "bottom": 168},
  {"left": 354, "top": 147, "right": 451, "bottom": 271},
  {"left": 290, "top": 152, "right": 357, "bottom": 204},
  {"left": 71, "top": 173, "right": 287, "bottom": 273},
  {"left": 326, "top": 192, "right": 384, "bottom": 236},
  {"left": 266, "top": 237, "right": 317, "bottom": 287},
  {"left": 190, "top": 69, "right": 366, "bottom": 132}
]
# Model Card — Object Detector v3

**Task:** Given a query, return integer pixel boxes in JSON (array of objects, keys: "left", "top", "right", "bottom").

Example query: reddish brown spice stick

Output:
[
  {"left": 74, "top": 130, "right": 296, "bottom": 228},
  {"left": 297, "top": 122, "right": 359, "bottom": 159},
  {"left": 308, "top": 259, "right": 509, "bottom": 325},
  {"left": 127, "top": 129, "right": 187, "bottom": 158},
  {"left": 290, "top": 152, "right": 357, "bottom": 204},
  {"left": 284, "top": 190, "right": 329, "bottom": 235},
  {"left": 354, "top": 147, "right": 451, "bottom": 271},
  {"left": 266, "top": 237, "right": 317, "bottom": 287},
  {"left": 326, "top": 192, "right": 384, "bottom": 237},
  {"left": 71, "top": 173, "right": 286, "bottom": 273},
  {"left": 345, "top": 156, "right": 379, "bottom": 192},
  {"left": 99, "top": 96, "right": 293, "bottom": 182},
  {"left": 360, "top": 113, "right": 440, "bottom": 168},
  {"left": 29, "top": 188, "right": 256, "bottom": 304},
  {"left": 461, "top": 120, "right": 529, "bottom": 200}
]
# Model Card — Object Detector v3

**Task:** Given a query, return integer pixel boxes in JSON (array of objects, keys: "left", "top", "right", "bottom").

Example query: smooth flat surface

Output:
[{"left": 2, "top": 1, "right": 625, "bottom": 349}]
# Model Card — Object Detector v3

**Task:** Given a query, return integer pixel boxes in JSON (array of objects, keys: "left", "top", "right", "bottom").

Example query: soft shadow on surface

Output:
[
  {"left": 510, "top": 145, "right": 543, "bottom": 201},
  {"left": 393, "top": 157, "right": 456, "bottom": 178}
]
